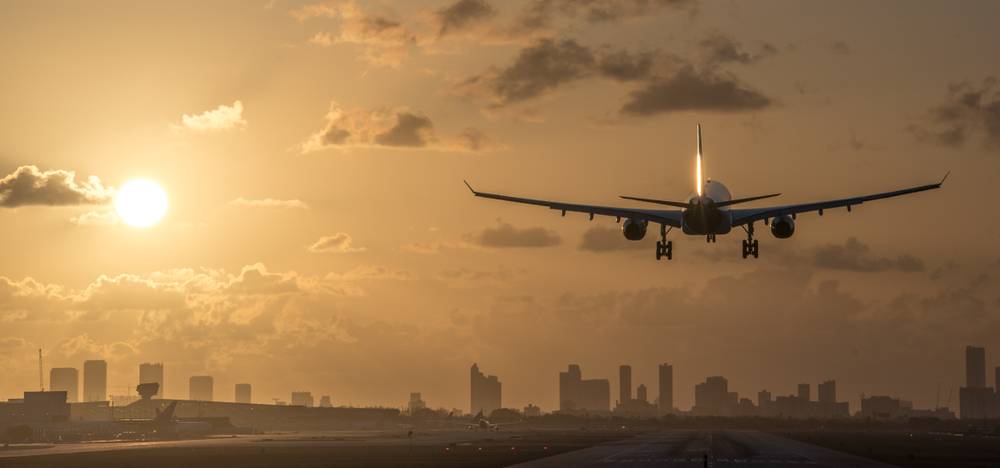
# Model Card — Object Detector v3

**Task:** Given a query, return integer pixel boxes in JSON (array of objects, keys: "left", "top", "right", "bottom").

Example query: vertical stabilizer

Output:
[{"left": 696, "top": 124, "right": 704, "bottom": 196}]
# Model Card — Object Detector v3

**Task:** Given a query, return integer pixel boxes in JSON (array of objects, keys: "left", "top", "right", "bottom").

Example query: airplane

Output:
[
  {"left": 114, "top": 400, "right": 211, "bottom": 438},
  {"left": 463, "top": 410, "right": 519, "bottom": 431},
  {"left": 464, "top": 125, "right": 947, "bottom": 260}
]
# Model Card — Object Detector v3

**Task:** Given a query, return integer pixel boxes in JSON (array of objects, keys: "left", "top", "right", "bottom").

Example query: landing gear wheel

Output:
[
  {"left": 751, "top": 239, "right": 759, "bottom": 258},
  {"left": 742, "top": 223, "right": 759, "bottom": 259},
  {"left": 656, "top": 240, "right": 673, "bottom": 260}
]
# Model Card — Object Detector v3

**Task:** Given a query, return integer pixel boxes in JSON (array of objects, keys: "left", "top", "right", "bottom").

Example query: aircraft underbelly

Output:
[{"left": 682, "top": 211, "right": 732, "bottom": 235}]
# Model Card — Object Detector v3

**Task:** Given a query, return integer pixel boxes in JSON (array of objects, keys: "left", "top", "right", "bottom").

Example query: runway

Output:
[{"left": 510, "top": 430, "right": 897, "bottom": 468}]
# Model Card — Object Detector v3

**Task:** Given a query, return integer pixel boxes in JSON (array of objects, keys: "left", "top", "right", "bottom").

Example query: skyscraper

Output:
[
  {"left": 235, "top": 383, "right": 252, "bottom": 404},
  {"left": 83, "top": 360, "right": 107, "bottom": 402},
  {"left": 636, "top": 384, "right": 647, "bottom": 403},
  {"left": 966, "top": 345, "right": 986, "bottom": 388},
  {"left": 619, "top": 365, "right": 632, "bottom": 406},
  {"left": 558, "top": 364, "right": 610, "bottom": 414},
  {"left": 470, "top": 363, "right": 502, "bottom": 416},
  {"left": 139, "top": 363, "right": 164, "bottom": 399},
  {"left": 693, "top": 376, "right": 737, "bottom": 416},
  {"left": 291, "top": 391, "right": 314, "bottom": 407},
  {"left": 50, "top": 368, "right": 79, "bottom": 403},
  {"left": 818, "top": 380, "right": 836, "bottom": 403},
  {"left": 658, "top": 363, "right": 673, "bottom": 415},
  {"left": 189, "top": 376, "right": 214, "bottom": 401},
  {"left": 797, "top": 383, "right": 811, "bottom": 401}
]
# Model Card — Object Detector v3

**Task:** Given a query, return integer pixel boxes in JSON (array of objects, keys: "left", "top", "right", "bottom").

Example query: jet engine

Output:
[
  {"left": 622, "top": 218, "right": 648, "bottom": 240},
  {"left": 770, "top": 215, "right": 795, "bottom": 239}
]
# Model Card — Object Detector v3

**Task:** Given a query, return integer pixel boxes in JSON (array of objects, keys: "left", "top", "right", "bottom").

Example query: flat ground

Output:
[{"left": 778, "top": 430, "right": 1000, "bottom": 468}]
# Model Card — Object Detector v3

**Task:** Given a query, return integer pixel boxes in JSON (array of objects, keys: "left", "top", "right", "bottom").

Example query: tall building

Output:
[
  {"left": 797, "top": 383, "right": 811, "bottom": 401},
  {"left": 83, "top": 360, "right": 107, "bottom": 402},
  {"left": 408, "top": 392, "right": 426, "bottom": 414},
  {"left": 235, "top": 383, "right": 252, "bottom": 404},
  {"left": 619, "top": 365, "right": 632, "bottom": 406},
  {"left": 291, "top": 391, "right": 314, "bottom": 407},
  {"left": 138, "top": 363, "right": 164, "bottom": 399},
  {"left": 757, "top": 390, "right": 772, "bottom": 408},
  {"left": 189, "top": 376, "right": 214, "bottom": 401},
  {"left": 558, "top": 364, "right": 610, "bottom": 414},
  {"left": 319, "top": 395, "right": 332, "bottom": 407},
  {"left": 658, "top": 363, "right": 673, "bottom": 415},
  {"left": 818, "top": 380, "right": 836, "bottom": 403},
  {"left": 966, "top": 345, "right": 986, "bottom": 388},
  {"left": 49, "top": 368, "right": 79, "bottom": 403},
  {"left": 636, "top": 384, "right": 648, "bottom": 403},
  {"left": 693, "top": 376, "right": 738, "bottom": 416},
  {"left": 470, "top": 364, "right": 502, "bottom": 416}
]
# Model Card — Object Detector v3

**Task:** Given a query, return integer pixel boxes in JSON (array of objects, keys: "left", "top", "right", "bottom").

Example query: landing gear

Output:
[
  {"left": 656, "top": 225, "right": 673, "bottom": 260},
  {"left": 706, "top": 234, "right": 716, "bottom": 243},
  {"left": 741, "top": 223, "right": 759, "bottom": 259}
]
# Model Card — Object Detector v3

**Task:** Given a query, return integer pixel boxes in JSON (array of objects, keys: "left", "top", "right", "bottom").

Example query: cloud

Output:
[
  {"left": 308, "top": 32, "right": 333, "bottom": 46},
  {"left": 229, "top": 198, "right": 309, "bottom": 209},
  {"left": 470, "top": 221, "right": 561, "bottom": 248},
  {"left": 299, "top": 101, "right": 497, "bottom": 153},
  {"left": 619, "top": 66, "right": 772, "bottom": 116},
  {"left": 579, "top": 225, "right": 648, "bottom": 252},
  {"left": 292, "top": 1, "right": 417, "bottom": 67},
  {"left": 907, "top": 77, "right": 1000, "bottom": 150},
  {"left": 437, "top": 0, "right": 496, "bottom": 37},
  {"left": 830, "top": 41, "right": 851, "bottom": 55},
  {"left": 175, "top": 101, "right": 246, "bottom": 132},
  {"left": 0, "top": 165, "right": 113, "bottom": 208},
  {"left": 511, "top": 0, "right": 696, "bottom": 34},
  {"left": 699, "top": 33, "right": 777, "bottom": 66},
  {"left": 811, "top": 237, "right": 925, "bottom": 272},
  {"left": 308, "top": 233, "right": 366, "bottom": 253},
  {"left": 70, "top": 209, "right": 119, "bottom": 226}
]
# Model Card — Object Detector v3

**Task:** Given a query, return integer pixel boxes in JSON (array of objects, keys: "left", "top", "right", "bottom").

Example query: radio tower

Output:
[{"left": 38, "top": 348, "right": 44, "bottom": 391}]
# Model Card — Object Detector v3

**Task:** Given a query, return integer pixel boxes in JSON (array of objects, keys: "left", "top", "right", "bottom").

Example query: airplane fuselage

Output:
[{"left": 681, "top": 180, "right": 733, "bottom": 235}]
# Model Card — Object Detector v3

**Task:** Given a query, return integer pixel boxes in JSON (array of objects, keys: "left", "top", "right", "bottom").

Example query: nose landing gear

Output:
[
  {"left": 741, "top": 223, "right": 759, "bottom": 259},
  {"left": 656, "top": 225, "right": 673, "bottom": 260}
]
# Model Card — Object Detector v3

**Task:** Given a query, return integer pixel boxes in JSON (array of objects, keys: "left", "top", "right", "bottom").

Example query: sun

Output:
[{"left": 115, "top": 179, "right": 168, "bottom": 228}]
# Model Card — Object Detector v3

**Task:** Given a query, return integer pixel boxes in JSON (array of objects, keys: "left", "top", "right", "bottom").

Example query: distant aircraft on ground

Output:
[
  {"left": 463, "top": 410, "right": 519, "bottom": 431},
  {"left": 465, "top": 125, "right": 947, "bottom": 260}
]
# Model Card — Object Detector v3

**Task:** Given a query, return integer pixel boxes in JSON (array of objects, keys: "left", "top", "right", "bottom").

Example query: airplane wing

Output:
[
  {"left": 730, "top": 174, "right": 948, "bottom": 226},
  {"left": 464, "top": 182, "right": 683, "bottom": 227}
]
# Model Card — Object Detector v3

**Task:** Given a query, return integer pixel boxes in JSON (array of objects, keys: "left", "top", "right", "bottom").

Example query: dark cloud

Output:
[
  {"left": 0, "top": 165, "right": 113, "bottom": 208},
  {"left": 699, "top": 33, "right": 777, "bottom": 65},
  {"left": 830, "top": 41, "right": 851, "bottom": 55},
  {"left": 301, "top": 102, "right": 496, "bottom": 153},
  {"left": 485, "top": 38, "right": 597, "bottom": 104},
  {"left": 512, "top": 0, "right": 697, "bottom": 33},
  {"left": 811, "top": 237, "right": 925, "bottom": 272},
  {"left": 579, "top": 225, "right": 648, "bottom": 252},
  {"left": 597, "top": 49, "right": 657, "bottom": 81},
  {"left": 437, "top": 0, "right": 496, "bottom": 37},
  {"left": 620, "top": 66, "right": 772, "bottom": 116},
  {"left": 908, "top": 77, "right": 1000, "bottom": 150},
  {"left": 471, "top": 221, "right": 561, "bottom": 248},
  {"left": 374, "top": 112, "right": 435, "bottom": 147}
]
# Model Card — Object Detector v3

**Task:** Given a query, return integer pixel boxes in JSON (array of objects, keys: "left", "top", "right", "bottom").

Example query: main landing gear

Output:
[
  {"left": 656, "top": 225, "right": 673, "bottom": 260},
  {"left": 741, "top": 223, "right": 759, "bottom": 259}
]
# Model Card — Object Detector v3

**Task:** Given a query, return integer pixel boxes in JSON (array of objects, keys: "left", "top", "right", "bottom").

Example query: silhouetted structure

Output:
[
  {"left": 470, "top": 363, "right": 502, "bottom": 416},
  {"left": 139, "top": 363, "right": 164, "bottom": 399},
  {"left": 50, "top": 367, "right": 78, "bottom": 403},
  {"left": 636, "top": 384, "right": 647, "bottom": 403},
  {"left": 523, "top": 403, "right": 541, "bottom": 417},
  {"left": 658, "top": 363, "right": 673, "bottom": 415},
  {"left": 408, "top": 392, "right": 426, "bottom": 414},
  {"left": 693, "top": 376, "right": 737, "bottom": 416},
  {"left": 559, "top": 364, "right": 610, "bottom": 415},
  {"left": 235, "top": 383, "right": 251, "bottom": 404},
  {"left": 291, "top": 391, "right": 314, "bottom": 407},
  {"left": 960, "top": 345, "right": 995, "bottom": 419},
  {"left": 818, "top": 380, "right": 836, "bottom": 403},
  {"left": 860, "top": 395, "right": 902, "bottom": 419},
  {"left": 83, "top": 360, "right": 107, "bottom": 402},
  {"left": 320, "top": 395, "right": 332, "bottom": 407},
  {"left": 619, "top": 365, "right": 632, "bottom": 406},
  {"left": 136, "top": 382, "right": 159, "bottom": 400},
  {"left": 797, "top": 383, "right": 810, "bottom": 402},
  {"left": 189, "top": 375, "right": 214, "bottom": 401}
]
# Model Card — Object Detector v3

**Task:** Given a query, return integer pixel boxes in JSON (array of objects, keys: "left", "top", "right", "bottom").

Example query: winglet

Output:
[
  {"left": 939, "top": 171, "right": 950, "bottom": 186},
  {"left": 463, "top": 180, "right": 478, "bottom": 195}
]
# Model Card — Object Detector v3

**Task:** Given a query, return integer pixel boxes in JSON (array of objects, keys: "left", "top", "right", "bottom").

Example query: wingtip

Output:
[
  {"left": 463, "top": 180, "right": 476, "bottom": 194},
  {"left": 939, "top": 171, "right": 950, "bottom": 185}
]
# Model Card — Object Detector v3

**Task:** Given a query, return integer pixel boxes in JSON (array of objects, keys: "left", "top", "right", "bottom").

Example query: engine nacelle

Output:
[
  {"left": 622, "top": 218, "right": 648, "bottom": 240},
  {"left": 770, "top": 215, "right": 795, "bottom": 239}
]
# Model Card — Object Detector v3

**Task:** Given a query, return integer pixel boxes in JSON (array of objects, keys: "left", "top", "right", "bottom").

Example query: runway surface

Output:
[{"left": 511, "top": 430, "right": 897, "bottom": 468}]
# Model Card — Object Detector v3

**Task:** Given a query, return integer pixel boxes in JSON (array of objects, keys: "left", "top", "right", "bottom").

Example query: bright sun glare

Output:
[{"left": 115, "top": 179, "right": 168, "bottom": 228}]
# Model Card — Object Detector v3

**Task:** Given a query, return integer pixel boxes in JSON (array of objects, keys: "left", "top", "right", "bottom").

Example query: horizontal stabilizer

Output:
[
  {"left": 715, "top": 193, "right": 781, "bottom": 207},
  {"left": 618, "top": 195, "right": 690, "bottom": 208}
]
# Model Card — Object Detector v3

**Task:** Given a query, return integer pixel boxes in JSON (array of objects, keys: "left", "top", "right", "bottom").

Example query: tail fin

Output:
[{"left": 696, "top": 124, "right": 704, "bottom": 196}]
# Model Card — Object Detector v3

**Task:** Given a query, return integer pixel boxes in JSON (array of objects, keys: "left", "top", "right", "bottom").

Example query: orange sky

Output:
[{"left": 1, "top": 0, "right": 999, "bottom": 413}]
